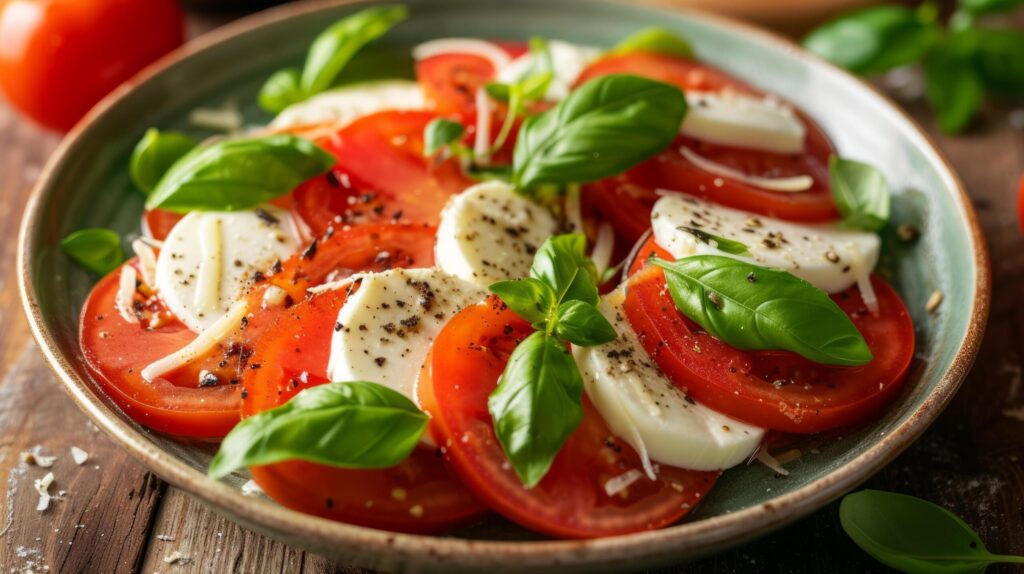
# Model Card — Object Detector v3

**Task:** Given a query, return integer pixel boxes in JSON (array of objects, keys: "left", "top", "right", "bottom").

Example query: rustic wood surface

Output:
[{"left": 0, "top": 6, "right": 1022, "bottom": 574}]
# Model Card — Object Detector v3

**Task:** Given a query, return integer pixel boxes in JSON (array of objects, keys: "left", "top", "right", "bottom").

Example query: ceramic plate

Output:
[{"left": 18, "top": 0, "right": 989, "bottom": 571}]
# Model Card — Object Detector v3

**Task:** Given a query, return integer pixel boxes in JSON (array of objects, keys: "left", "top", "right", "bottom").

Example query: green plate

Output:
[{"left": 19, "top": 0, "right": 989, "bottom": 571}]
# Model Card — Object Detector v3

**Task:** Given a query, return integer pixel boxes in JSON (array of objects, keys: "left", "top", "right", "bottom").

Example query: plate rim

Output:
[{"left": 17, "top": 0, "right": 991, "bottom": 569}]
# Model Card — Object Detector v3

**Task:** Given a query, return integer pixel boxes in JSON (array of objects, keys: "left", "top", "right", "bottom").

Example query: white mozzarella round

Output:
[
  {"left": 270, "top": 80, "right": 425, "bottom": 130},
  {"left": 327, "top": 268, "right": 486, "bottom": 402},
  {"left": 435, "top": 181, "right": 558, "bottom": 288},
  {"left": 154, "top": 206, "right": 300, "bottom": 332},
  {"left": 574, "top": 290, "right": 764, "bottom": 472},
  {"left": 681, "top": 91, "right": 806, "bottom": 154},
  {"left": 497, "top": 40, "right": 601, "bottom": 101},
  {"left": 651, "top": 195, "right": 880, "bottom": 293}
]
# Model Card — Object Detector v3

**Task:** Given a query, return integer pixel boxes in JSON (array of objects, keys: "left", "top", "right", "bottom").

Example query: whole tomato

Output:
[{"left": 0, "top": 0, "right": 185, "bottom": 132}]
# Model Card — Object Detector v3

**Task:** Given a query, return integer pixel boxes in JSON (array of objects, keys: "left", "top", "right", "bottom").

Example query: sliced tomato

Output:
[
  {"left": 141, "top": 209, "right": 183, "bottom": 242},
  {"left": 242, "top": 287, "right": 485, "bottom": 533},
  {"left": 623, "top": 238, "right": 915, "bottom": 434},
  {"left": 418, "top": 297, "right": 718, "bottom": 539},
  {"left": 578, "top": 52, "right": 838, "bottom": 247},
  {"left": 80, "top": 224, "right": 436, "bottom": 438},
  {"left": 1018, "top": 173, "right": 1024, "bottom": 236},
  {"left": 292, "top": 111, "right": 472, "bottom": 235},
  {"left": 415, "top": 42, "right": 527, "bottom": 116}
]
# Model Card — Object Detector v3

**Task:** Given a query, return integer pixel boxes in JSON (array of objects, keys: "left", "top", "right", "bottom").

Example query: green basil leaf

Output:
[
  {"left": 530, "top": 234, "right": 599, "bottom": 306},
  {"left": 146, "top": 134, "right": 336, "bottom": 213},
  {"left": 970, "top": 28, "right": 1024, "bottom": 96},
  {"left": 612, "top": 27, "right": 695, "bottom": 59},
  {"left": 423, "top": 118, "right": 465, "bottom": 156},
  {"left": 300, "top": 5, "right": 408, "bottom": 96},
  {"left": 208, "top": 381, "right": 427, "bottom": 479},
  {"left": 554, "top": 300, "right": 616, "bottom": 347},
  {"left": 840, "top": 490, "right": 1024, "bottom": 573},
  {"left": 488, "top": 331, "right": 584, "bottom": 487},
  {"left": 258, "top": 68, "right": 304, "bottom": 114},
  {"left": 489, "top": 278, "right": 556, "bottom": 326},
  {"left": 924, "top": 40, "right": 984, "bottom": 134},
  {"left": 803, "top": 6, "right": 940, "bottom": 75},
  {"left": 961, "top": 0, "right": 1024, "bottom": 15},
  {"left": 512, "top": 74, "right": 687, "bottom": 189},
  {"left": 466, "top": 163, "right": 514, "bottom": 183},
  {"left": 652, "top": 256, "right": 872, "bottom": 366},
  {"left": 61, "top": 228, "right": 124, "bottom": 275},
  {"left": 828, "top": 156, "right": 890, "bottom": 231},
  {"left": 677, "top": 226, "right": 750, "bottom": 255},
  {"left": 130, "top": 129, "right": 197, "bottom": 194}
]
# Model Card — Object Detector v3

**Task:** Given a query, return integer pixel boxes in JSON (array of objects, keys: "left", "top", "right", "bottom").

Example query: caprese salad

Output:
[{"left": 63, "top": 5, "right": 916, "bottom": 539}]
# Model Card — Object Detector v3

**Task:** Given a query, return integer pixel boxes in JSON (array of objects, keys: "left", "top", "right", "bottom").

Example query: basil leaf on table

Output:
[
  {"left": 423, "top": 118, "right": 465, "bottom": 156},
  {"left": 145, "top": 134, "right": 336, "bottom": 213},
  {"left": 61, "top": 228, "right": 124, "bottom": 275},
  {"left": 129, "top": 128, "right": 197, "bottom": 194},
  {"left": 208, "top": 381, "right": 427, "bottom": 479},
  {"left": 969, "top": 28, "right": 1024, "bottom": 97},
  {"left": 651, "top": 256, "right": 872, "bottom": 366},
  {"left": 828, "top": 156, "right": 890, "bottom": 231},
  {"left": 512, "top": 74, "right": 687, "bottom": 190},
  {"left": 489, "top": 278, "right": 556, "bottom": 326},
  {"left": 840, "top": 490, "right": 1024, "bottom": 574},
  {"left": 678, "top": 226, "right": 751, "bottom": 256},
  {"left": 258, "top": 68, "right": 304, "bottom": 115},
  {"left": 612, "top": 27, "right": 695, "bottom": 59},
  {"left": 924, "top": 39, "right": 985, "bottom": 134},
  {"left": 487, "top": 331, "right": 584, "bottom": 488},
  {"left": 802, "top": 6, "right": 940, "bottom": 75},
  {"left": 553, "top": 300, "right": 616, "bottom": 346},
  {"left": 529, "top": 234, "right": 599, "bottom": 306}
]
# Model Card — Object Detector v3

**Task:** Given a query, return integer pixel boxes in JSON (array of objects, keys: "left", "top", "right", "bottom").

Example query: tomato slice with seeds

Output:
[
  {"left": 578, "top": 52, "right": 838, "bottom": 247},
  {"left": 242, "top": 288, "right": 485, "bottom": 533},
  {"left": 415, "top": 42, "right": 527, "bottom": 116},
  {"left": 292, "top": 111, "right": 472, "bottom": 236},
  {"left": 80, "top": 224, "right": 436, "bottom": 438},
  {"left": 418, "top": 297, "right": 718, "bottom": 539},
  {"left": 623, "top": 237, "right": 915, "bottom": 434}
]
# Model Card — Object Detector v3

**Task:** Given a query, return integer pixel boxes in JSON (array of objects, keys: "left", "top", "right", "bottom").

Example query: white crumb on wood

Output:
[
  {"left": 21, "top": 446, "right": 57, "bottom": 468},
  {"left": 70, "top": 446, "right": 89, "bottom": 465},
  {"left": 34, "top": 472, "right": 54, "bottom": 512},
  {"left": 163, "top": 550, "right": 192, "bottom": 565},
  {"left": 156, "top": 534, "right": 176, "bottom": 542}
]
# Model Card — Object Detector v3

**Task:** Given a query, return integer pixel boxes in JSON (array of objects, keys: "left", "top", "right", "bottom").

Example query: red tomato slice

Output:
[
  {"left": 577, "top": 52, "right": 838, "bottom": 247},
  {"left": 623, "top": 238, "right": 915, "bottom": 434},
  {"left": 292, "top": 111, "right": 472, "bottom": 236},
  {"left": 1018, "top": 174, "right": 1024, "bottom": 236},
  {"left": 80, "top": 224, "right": 436, "bottom": 437},
  {"left": 242, "top": 288, "right": 485, "bottom": 534},
  {"left": 418, "top": 297, "right": 718, "bottom": 539},
  {"left": 141, "top": 209, "right": 183, "bottom": 242},
  {"left": 415, "top": 43, "right": 527, "bottom": 116}
]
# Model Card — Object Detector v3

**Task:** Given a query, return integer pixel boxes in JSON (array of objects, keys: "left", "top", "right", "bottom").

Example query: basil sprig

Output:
[
  {"left": 828, "top": 156, "right": 890, "bottom": 232},
  {"left": 258, "top": 5, "right": 408, "bottom": 114},
  {"left": 145, "top": 134, "right": 335, "bottom": 213},
  {"left": 129, "top": 129, "right": 197, "bottom": 194},
  {"left": 487, "top": 234, "right": 615, "bottom": 487},
  {"left": 651, "top": 256, "right": 872, "bottom": 366},
  {"left": 424, "top": 119, "right": 466, "bottom": 157},
  {"left": 612, "top": 27, "right": 695, "bottom": 59},
  {"left": 208, "top": 381, "right": 427, "bottom": 479},
  {"left": 512, "top": 74, "right": 687, "bottom": 190},
  {"left": 841, "top": 490, "right": 1024, "bottom": 573},
  {"left": 61, "top": 228, "right": 124, "bottom": 275},
  {"left": 486, "top": 37, "right": 555, "bottom": 104}
]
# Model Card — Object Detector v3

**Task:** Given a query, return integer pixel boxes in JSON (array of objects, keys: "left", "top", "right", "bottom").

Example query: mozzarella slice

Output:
[
  {"left": 327, "top": 268, "right": 486, "bottom": 402},
  {"left": 435, "top": 181, "right": 557, "bottom": 288},
  {"left": 271, "top": 80, "right": 426, "bottom": 130},
  {"left": 497, "top": 40, "right": 601, "bottom": 101},
  {"left": 651, "top": 195, "right": 879, "bottom": 293},
  {"left": 154, "top": 206, "right": 300, "bottom": 332},
  {"left": 682, "top": 91, "right": 806, "bottom": 154},
  {"left": 574, "top": 290, "right": 764, "bottom": 472}
]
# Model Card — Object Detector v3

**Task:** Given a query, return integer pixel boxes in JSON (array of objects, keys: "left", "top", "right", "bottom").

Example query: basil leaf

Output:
[
  {"left": 612, "top": 27, "right": 695, "bottom": 59},
  {"left": 530, "top": 234, "right": 599, "bottom": 306},
  {"left": 652, "top": 256, "right": 872, "bottom": 366},
  {"left": 677, "top": 226, "right": 750, "bottom": 255},
  {"left": 258, "top": 68, "right": 304, "bottom": 114},
  {"left": 554, "top": 300, "right": 616, "bottom": 346},
  {"left": 146, "top": 134, "right": 336, "bottom": 213},
  {"left": 487, "top": 331, "right": 584, "bottom": 488},
  {"left": 467, "top": 164, "right": 514, "bottom": 183},
  {"left": 423, "top": 118, "right": 465, "bottom": 156},
  {"left": 924, "top": 40, "right": 985, "bottom": 134},
  {"left": 61, "top": 228, "right": 124, "bottom": 275},
  {"left": 828, "top": 156, "right": 890, "bottom": 231},
  {"left": 489, "top": 278, "right": 556, "bottom": 326},
  {"left": 301, "top": 5, "right": 408, "bottom": 96},
  {"left": 970, "top": 28, "right": 1024, "bottom": 97},
  {"left": 130, "top": 129, "right": 197, "bottom": 194},
  {"left": 961, "top": 0, "right": 1024, "bottom": 15},
  {"left": 840, "top": 490, "right": 1024, "bottom": 573},
  {"left": 512, "top": 74, "right": 687, "bottom": 189},
  {"left": 803, "top": 6, "right": 940, "bottom": 75},
  {"left": 208, "top": 381, "right": 427, "bottom": 479}
]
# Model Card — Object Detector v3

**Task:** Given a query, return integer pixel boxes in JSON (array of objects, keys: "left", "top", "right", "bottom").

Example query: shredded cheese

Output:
[
  {"left": 473, "top": 88, "right": 492, "bottom": 164},
  {"left": 564, "top": 184, "right": 583, "bottom": 233},
  {"left": 189, "top": 102, "right": 243, "bottom": 133},
  {"left": 115, "top": 265, "right": 139, "bottom": 324},
  {"left": 604, "top": 469, "right": 644, "bottom": 497},
  {"left": 131, "top": 238, "right": 158, "bottom": 286},
  {"left": 193, "top": 216, "right": 222, "bottom": 318},
  {"left": 679, "top": 147, "right": 814, "bottom": 192},
  {"left": 141, "top": 300, "right": 248, "bottom": 382},
  {"left": 34, "top": 472, "right": 54, "bottom": 512},
  {"left": 412, "top": 38, "right": 512, "bottom": 70},
  {"left": 848, "top": 244, "right": 879, "bottom": 314},
  {"left": 591, "top": 223, "right": 615, "bottom": 278}
]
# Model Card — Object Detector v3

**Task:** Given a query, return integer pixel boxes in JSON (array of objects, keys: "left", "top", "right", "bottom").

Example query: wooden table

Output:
[{"left": 1, "top": 8, "right": 1022, "bottom": 574}]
